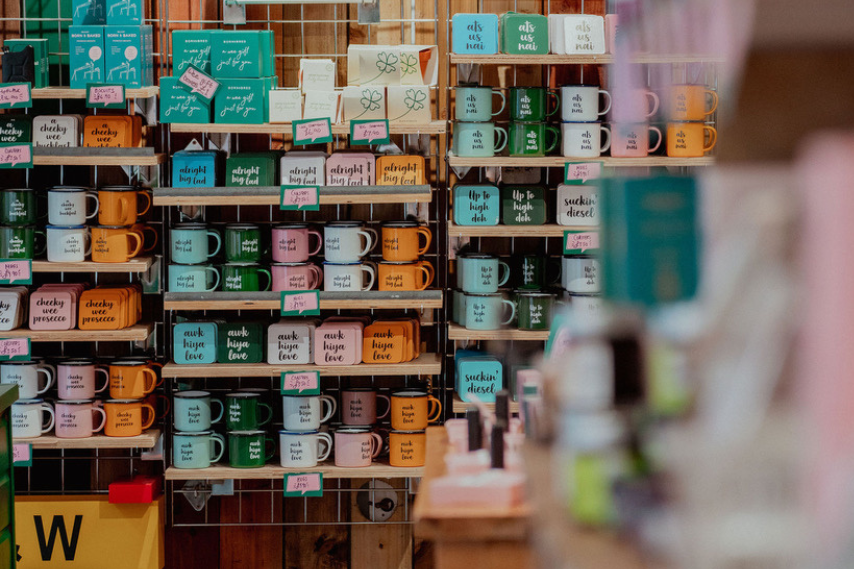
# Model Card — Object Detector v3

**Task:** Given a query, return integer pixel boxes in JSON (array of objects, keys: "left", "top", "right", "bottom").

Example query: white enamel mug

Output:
[
  {"left": 47, "top": 187, "right": 98, "bottom": 226},
  {"left": 279, "top": 430, "right": 333, "bottom": 468},
  {"left": 560, "top": 85, "right": 612, "bottom": 122},
  {"left": 561, "top": 121, "right": 611, "bottom": 158},
  {"left": 1, "top": 360, "right": 55, "bottom": 399},
  {"left": 12, "top": 398, "right": 55, "bottom": 438},
  {"left": 323, "top": 221, "right": 377, "bottom": 263},
  {"left": 323, "top": 262, "right": 376, "bottom": 292},
  {"left": 46, "top": 225, "right": 92, "bottom": 262},
  {"left": 282, "top": 395, "right": 337, "bottom": 432}
]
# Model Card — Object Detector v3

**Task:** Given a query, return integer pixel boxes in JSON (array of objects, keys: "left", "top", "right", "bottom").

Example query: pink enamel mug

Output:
[
  {"left": 341, "top": 388, "right": 391, "bottom": 426},
  {"left": 272, "top": 262, "right": 324, "bottom": 291},
  {"left": 610, "top": 123, "right": 663, "bottom": 158},
  {"left": 272, "top": 223, "right": 323, "bottom": 263},
  {"left": 55, "top": 399, "right": 107, "bottom": 438},
  {"left": 57, "top": 359, "right": 109, "bottom": 400},
  {"left": 333, "top": 428, "right": 383, "bottom": 467}
]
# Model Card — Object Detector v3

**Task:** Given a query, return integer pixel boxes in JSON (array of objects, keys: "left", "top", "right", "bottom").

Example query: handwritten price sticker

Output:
[
  {"left": 177, "top": 65, "right": 221, "bottom": 103},
  {"left": 280, "top": 290, "right": 321, "bottom": 316},
  {"left": 280, "top": 186, "right": 320, "bottom": 211},
  {"left": 0, "top": 143, "right": 32, "bottom": 169},
  {"left": 281, "top": 371, "right": 321, "bottom": 396},
  {"left": 350, "top": 119, "right": 390, "bottom": 145},
  {"left": 0, "top": 338, "right": 30, "bottom": 361},
  {"left": 564, "top": 230, "right": 599, "bottom": 254},
  {"left": 86, "top": 84, "right": 126, "bottom": 109},
  {"left": 284, "top": 473, "right": 323, "bottom": 497},
  {"left": 0, "top": 83, "right": 32, "bottom": 109},
  {"left": 12, "top": 443, "right": 32, "bottom": 467},
  {"left": 293, "top": 118, "right": 333, "bottom": 145},
  {"left": 0, "top": 260, "right": 32, "bottom": 285},
  {"left": 564, "top": 161, "right": 604, "bottom": 184}
]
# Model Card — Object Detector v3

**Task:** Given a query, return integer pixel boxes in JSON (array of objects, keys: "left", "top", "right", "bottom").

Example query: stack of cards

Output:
[
  {"left": 0, "top": 116, "right": 32, "bottom": 144},
  {"left": 325, "top": 153, "right": 375, "bottom": 186},
  {"left": 33, "top": 115, "right": 82, "bottom": 147},
  {"left": 0, "top": 287, "right": 29, "bottom": 331},
  {"left": 29, "top": 283, "right": 89, "bottom": 331},
  {"left": 362, "top": 318, "right": 420, "bottom": 364},
  {"left": 280, "top": 152, "right": 326, "bottom": 186},
  {"left": 78, "top": 285, "right": 142, "bottom": 330},
  {"left": 83, "top": 115, "right": 143, "bottom": 147}
]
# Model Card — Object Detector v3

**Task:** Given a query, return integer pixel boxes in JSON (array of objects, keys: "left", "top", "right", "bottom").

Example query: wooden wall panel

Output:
[
  {"left": 350, "top": 479, "right": 413, "bottom": 569},
  {"left": 284, "top": 489, "right": 350, "bottom": 569}
]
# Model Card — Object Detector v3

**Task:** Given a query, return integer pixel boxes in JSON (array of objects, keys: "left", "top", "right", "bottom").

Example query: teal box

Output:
[
  {"left": 173, "top": 322, "right": 218, "bottom": 365},
  {"left": 72, "top": 0, "right": 105, "bottom": 24},
  {"left": 105, "top": 25, "right": 153, "bottom": 87},
  {"left": 5, "top": 38, "right": 50, "bottom": 87},
  {"left": 210, "top": 30, "right": 274, "bottom": 78},
  {"left": 500, "top": 12, "right": 549, "bottom": 55},
  {"left": 172, "top": 30, "right": 212, "bottom": 74},
  {"left": 106, "top": 0, "right": 143, "bottom": 24},
  {"left": 456, "top": 355, "right": 503, "bottom": 403},
  {"left": 160, "top": 76, "right": 211, "bottom": 124},
  {"left": 226, "top": 152, "right": 279, "bottom": 187},
  {"left": 214, "top": 77, "right": 274, "bottom": 124},
  {"left": 69, "top": 25, "right": 105, "bottom": 88},
  {"left": 453, "top": 184, "right": 500, "bottom": 225},
  {"left": 452, "top": 14, "right": 499, "bottom": 55},
  {"left": 501, "top": 186, "right": 547, "bottom": 225},
  {"left": 172, "top": 150, "right": 221, "bottom": 187}
]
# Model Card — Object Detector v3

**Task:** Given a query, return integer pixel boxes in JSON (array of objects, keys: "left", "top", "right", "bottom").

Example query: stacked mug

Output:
[
  {"left": 322, "top": 221, "right": 378, "bottom": 292},
  {"left": 272, "top": 223, "right": 324, "bottom": 291},
  {"left": 172, "top": 390, "right": 227, "bottom": 469},
  {"left": 383, "top": 390, "right": 442, "bottom": 468},
  {"left": 281, "top": 392, "right": 336, "bottom": 468},
  {"left": 169, "top": 223, "right": 222, "bottom": 293},
  {"left": 0, "top": 188, "right": 45, "bottom": 260},
  {"left": 6, "top": 360, "right": 55, "bottom": 439},
  {"left": 509, "top": 87, "right": 560, "bottom": 158},
  {"left": 609, "top": 87, "right": 663, "bottom": 158},
  {"left": 560, "top": 84, "right": 612, "bottom": 158},
  {"left": 222, "top": 223, "right": 271, "bottom": 292},
  {"left": 226, "top": 390, "right": 275, "bottom": 469},
  {"left": 378, "top": 221, "right": 434, "bottom": 291},
  {"left": 451, "top": 84, "right": 507, "bottom": 158},
  {"left": 665, "top": 83, "right": 718, "bottom": 158},
  {"left": 454, "top": 252, "right": 515, "bottom": 331}
]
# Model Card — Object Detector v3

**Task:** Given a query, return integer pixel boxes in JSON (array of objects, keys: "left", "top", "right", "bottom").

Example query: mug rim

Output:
[
  {"left": 46, "top": 224, "right": 87, "bottom": 230},
  {"left": 105, "top": 399, "right": 144, "bottom": 404},
  {"left": 390, "top": 429, "right": 426, "bottom": 434},
  {"left": 228, "top": 430, "right": 265, "bottom": 436},
  {"left": 458, "top": 252, "right": 494, "bottom": 259},
  {"left": 515, "top": 290, "right": 555, "bottom": 298},
  {"left": 381, "top": 220, "right": 420, "bottom": 228},
  {"left": 174, "top": 430, "right": 214, "bottom": 436},
  {"left": 325, "top": 221, "right": 365, "bottom": 228},
  {"left": 13, "top": 398, "right": 45, "bottom": 404},
  {"left": 225, "top": 223, "right": 260, "bottom": 229},
  {"left": 560, "top": 84, "right": 604, "bottom": 89},
  {"left": 1, "top": 188, "right": 35, "bottom": 192},
  {"left": 392, "top": 390, "right": 428, "bottom": 398},
  {"left": 48, "top": 186, "right": 90, "bottom": 192},
  {"left": 323, "top": 261, "right": 365, "bottom": 266},
  {"left": 173, "top": 223, "right": 209, "bottom": 229},
  {"left": 109, "top": 360, "right": 149, "bottom": 366},
  {"left": 334, "top": 427, "right": 374, "bottom": 434},
  {"left": 273, "top": 223, "right": 310, "bottom": 229},
  {"left": 278, "top": 429, "right": 321, "bottom": 435},
  {"left": 55, "top": 399, "right": 95, "bottom": 405},
  {"left": 1, "top": 360, "right": 41, "bottom": 366},
  {"left": 98, "top": 186, "right": 138, "bottom": 192},
  {"left": 94, "top": 225, "right": 134, "bottom": 229},
  {"left": 226, "top": 392, "right": 259, "bottom": 399},
  {"left": 174, "top": 390, "right": 211, "bottom": 399},
  {"left": 560, "top": 120, "right": 602, "bottom": 125},
  {"left": 59, "top": 359, "right": 96, "bottom": 366},
  {"left": 272, "top": 262, "right": 312, "bottom": 267}
]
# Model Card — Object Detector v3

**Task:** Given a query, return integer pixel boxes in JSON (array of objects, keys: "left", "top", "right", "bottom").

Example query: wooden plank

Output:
[
  {"left": 165, "top": 462, "right": 424, "bottom": 481},
  {"left": 152, "top": 185, "right": 433, "bottom": 207},
  {"left": 32, "top": 154, "right": 165, "bottom": 166},
  {"left": 447, "top": 154, "right": 716, "bottom": 168},
  {"left": 163, "top": 291, "right": 444, "bottom": 311},
  {"left": 32, "top": 87, "right": 159, "bottom": 99},
  {"left": 451, "top": 395, "right": 519, "bottom": 414},
  {"left": 284, "top": 482, "right": 349, "bottom": 569},
  {"left": 220, "top": 480, "right": 283, "bottom": 569},
  {"left": 447, "top": 324, "right": 550, "bottom": 342},
  {"left": 1, "top": 323, "right": 153, "bottom": 342},
  {"left": 24, "top": 429, "right": 161, "bottom": 449},
  {"left": 32, "top": 258, "right": 154, "bottom": 273},
  {"left": 350, "top": 477, "right": 413, "bottom": 569},
  {"left": 448, "top": 222, "right": 584, "bottom": 238},
  {"left": 435, "top": 542, "right": 533, "bottom": 569},
  {"left": 450, "top": 54, "right": 726, "bottom": 64},
  {"left": 169, "top": 121, "right": 447, "bottom": 135}
]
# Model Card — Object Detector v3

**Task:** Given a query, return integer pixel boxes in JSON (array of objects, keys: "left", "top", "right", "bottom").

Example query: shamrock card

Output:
[
  {"left": 347, "top": 45, "right": 438, "bottom": 86},
  {"left": 387, "top": 85, "right": 431, "bottom": 123},
  {"left": 343, "top": 86, "right": 387, "bottom": 121}
]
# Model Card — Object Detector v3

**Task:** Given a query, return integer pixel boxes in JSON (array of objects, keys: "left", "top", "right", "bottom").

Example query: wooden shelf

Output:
[
  {"left": 32, "top": 86, "right": 159, "bottom": 99},
  {"left": 448, "top": 222, "right": 585, "bottom": 238},
  {"left": 165, "top": 461, "right": 422, "bottom": 481},
  {"left": 169, "top": 121, "right": 446, "bottom": 135},
  {"left": 448, "top": 323, "right": 550, "bottom": 342},
  {"left": 1, "top": 323, "right": 153, "bottom": 342},
  {"left": 153, "top": 185, "right": 432, "bottom": 207},
  {"left": 452, "top": 394, "right": 520, "bottom": 414},
  {"left": 451, "top": 53, "right": 725, "bottom": 65},
  {"left": 162, "top": 352, "right": 442, "bottom": 378},
  {"left": 19, "top": 429, "right": 161, "bottom": 450},
  {"left": 33, "top": 148, "right": 164, "bottom": 166},
  {"left": 32, "top": 257, "right": 154, "bottom": 273},
  {"left": 164, "top": 290, "right": 443, "bottom": 311},
  {"left": 447, "top": 153, "right": 715, "bottom": 168}
]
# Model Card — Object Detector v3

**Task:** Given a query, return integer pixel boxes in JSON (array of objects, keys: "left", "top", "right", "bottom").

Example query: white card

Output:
[
  {"left": 387, "top": 85, "right": 431, "bottom": 123},
  {"left": 299, "top": 58, "right": 336, "bottom": 93},
  {"left": 563, "top": 15, "right": 606, "bottom": 55},
  {"left": 302, "top": 90, "right": 341, "bottom": 122},
  {"left": 269, "top": 89, "right": 303, "bottom": 123},
  {"left": 343, "top": 86, "right": 387, "bottom": 122}
]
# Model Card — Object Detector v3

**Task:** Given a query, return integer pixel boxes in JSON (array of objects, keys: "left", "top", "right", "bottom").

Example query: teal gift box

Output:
[
  {"left": 600, "top": 175, "right": 698, "bottom": 306},
  {"left": 72, "top": 0, "right": 106, "bottom": 25},
  {"left": 160, "top": 76, "right": 211, "bottom": 124},
  {"left": 210, "top": 30, "right": 275, "bottom": 78},
  {"left": 173, "top": 322, "right": 218, "bottom": 365},
  {"left": 226, "top": 152, "right": 279, "bottom": 187},
  {"left": 456, "top": 353, "right": 503, "bottom": 403},
  {"left": 172, "top": 30, "right": 212, "bottom": 74},
  {"left": 5, "top": 39, "right": 50, "bottom": 87},
  {"left": 69, "top": 26, "right": 105, "bottom": 88},
  {"left": 214, "top": 77, "right": 275, "bottom": 124},
  {"left": 452, "top": 14, "right": 499, "bottom": 55},
  {"left": 172, "top": 150, "right": 221, "bottom": 187},
  {"left": 500, "top": 12, "right": 549, "bottom": 55},
  {"left": 106, "top": 0, "right": 143, "bottom": 25},
  {"left": 217, "top": 322, "right": 265, "bottom": 363},
  {"left": 501, "top": 186, "right": 546, "bottom": 225},
  {"left": 453, "top": 184, "right": 500, "bottom": 226},
  {"left": 104, "top": 25, "right": 153, "bottom": 87}
]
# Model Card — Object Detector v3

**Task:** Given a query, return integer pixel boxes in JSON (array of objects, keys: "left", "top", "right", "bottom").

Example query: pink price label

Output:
[
  {"left": 12, "top": 443, "right": 30, "bottom": 464},
  {"left": 295, "top": 120, "right": 331, "bottom": 143},
  {"left": 178, "top": 67, "right": 220, "bottom": 99},
  {"left": 566, "top": 231, "right": 599, "bottom": 253},
  {"left": 352, "top": 121, "right": 389, "bottom": 142},
  {"left": 0, "top": 84, "right": 30, "bottom": 107},
  {"left": 566, "top": 162, "right": 602, "bottom": 183},
  {"left": 88, "top": 85, "right": 124, "bottom": 105},
  {"left": 0, "top": 145, "right": 31, "bottom": 167},
  {"left": 286, "top": 473, "right": 322, "bottom": 495},
  {"left": 0, "top": 338, "right": 28, "bottom": 358},
  {"left": 283, "top": 292, "right": 319, "bottom": 314},
  {"left": 0, "top": 261, "right": 30, "bottom": 283},
  {"left": 283, "top": 373, "right": 318, "bottom": 393},
  {"left": 282, "top": 187, "right": 318, "bottom": 209}
]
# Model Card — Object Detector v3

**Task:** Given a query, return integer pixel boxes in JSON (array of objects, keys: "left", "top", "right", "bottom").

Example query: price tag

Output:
[
  {"left": 564, "top": 230, "right": 599, "bottom": 254},
  {"left": 13, "top": 443, "right": 32, "bottom": 467},
  {"left": 0, "top": 259, "right": 32, "bottom": 285},
  {"left": 177, "top": 65, "right": 220, "bottom": 103},
  {"left": 292, "top": 118, "right": 333, "bottom": 145},
  {"left": 280, "top": 186, "right": 320, "bottom": 211},
  {"left": 86, "top": 83, "right": 126, "bottom": 109},
  {"left": 0, "top": 143, "right": 33, "bottom": 169},
  {"left": 281, "top": 371, "right": 321, "bottom": 396},
  {"left": 564, "top": 161, "right": 604, "bottom": 185},
  {"left": 280, "top": 290, "right": 320, "bottom": 316},
  {"left": 284, "top": 472, "right": 323, "bottom": 497},
  {"left": 0, "top": 83, "right": 32, "bottom": 109},
  {"left": 0, "top": 338, "right": 30, "bottom": 361},
  {"left": 350, "top": 119, "right": 390, "bottom": 145}
]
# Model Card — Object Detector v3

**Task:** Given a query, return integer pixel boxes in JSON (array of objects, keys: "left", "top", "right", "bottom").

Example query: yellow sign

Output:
[{"left": 15, "top": 496, "right": 164, "bottom": 569}]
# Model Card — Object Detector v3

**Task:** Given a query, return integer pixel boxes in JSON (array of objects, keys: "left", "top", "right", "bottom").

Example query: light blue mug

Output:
[
  {"left": 458, "top": 253, "right": 510, "bottom": 294},
  {"left": 173, "top": 390, "right": 225, "bottom": 432},
  {"left": 455, "top": 86, "right": 506, "bottom": 122},
  {"left": 464, "top": 293, "right": 516, "bottom": 331},
  {"left": 173, "top": 431, "right": 226, "bottom": 469},
  {"left": 452, "top": 289, "right": 467, "bottom": 326},
  {"left": 171, "top": 223, "right": 222, "bottom": 264},
  {"left": 169, "top": 263, "right": 220, "bottom": 292},
  {"left": 452, "top": 122, "right": 507, "bottom": 157}
]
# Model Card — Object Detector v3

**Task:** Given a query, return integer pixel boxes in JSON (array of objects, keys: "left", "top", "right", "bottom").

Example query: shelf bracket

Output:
[
  {"left": 140, "top": 432, "right": 163, "bottom": 461},
  {"left": 142, "top": 256, "right": 162, "bottom": 294},
  {"left": 181, "top": 481, "right": 213, "bottom": 512}
]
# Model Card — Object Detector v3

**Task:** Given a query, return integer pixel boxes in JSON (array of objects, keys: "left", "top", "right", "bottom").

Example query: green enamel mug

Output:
[
  {"left": 228, "top": 430, "right": 276, "bottom": 468},
  {"left": 509, "top": 121, "right": 560, "bottom": 157}
]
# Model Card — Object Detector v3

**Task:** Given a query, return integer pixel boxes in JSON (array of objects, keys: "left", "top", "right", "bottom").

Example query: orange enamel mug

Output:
[
  {"left": 91, "top": 225, "right": 143, "bottom": 263},
  {"left": 389, "top": 430, "right": 427, "bottom": 467},
  {"left": 669, "top": 84, "right": 719, "bottom": 121},
  {"left": 97, "top": 186, "right": 152, "bottom": 226},
  {"left": 378, "top": 261, "right": 435, "bottom": 291},
  {"left": 103, "top": 399, "right": 155, "bottom": 437},
  {"left": 390, "top": 390, "right": 442, "bottom": 431},
  {"left": 380, "top": 221, "right": 432, "bottom": 262},
  {"left": 108, "top": 360, "right": 161, "bottom": 399},
  {"left": 666, "top": 122, "right": 717, "bottom": 158}
]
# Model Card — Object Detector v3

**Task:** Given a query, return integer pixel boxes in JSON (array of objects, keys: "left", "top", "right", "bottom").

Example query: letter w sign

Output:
[{"left": 34, "top": 515, "right": 83, "bottom": 561}]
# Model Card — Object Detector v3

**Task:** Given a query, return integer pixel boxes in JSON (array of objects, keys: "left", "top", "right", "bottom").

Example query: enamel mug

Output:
[
  {"left": 170, "top": 223, "right": 222, "bottom": 265},
  {"left": 333, "top": 428, "right": 382, "bottom": 467},
  {"left": 225, "top": 392, "right": 273, "bottom": 431},
  {"left": 47, "top": 186, "right": 99, "bottom": 226},
  {"left": 173, "top": 390, "right": 225, "bottom": 432},
  {"left": 610, "top": 123, "right": 663, "bottom": 158},
  {"left": 57, "top": 359, "right": 109, "bottom": 400},
  {"left": 55, "top": 399, "right": 107, "bottom": 438},
  {"left": 108, "top": 360, "right": 159, "bottom": 399},
  {"left": 1, "top": 188, "right": 37, "bottom": 226},
  {"left": 228, "top": 430, "right": 275, "bottom": 468},
  {"left": 272, "top": 263, "right": 323, "bottom": 291},
  {"left": 560, "top": 85, "right": 612, "bottom": 122},
  {"left": 279, "top": 430, "right": 333, "bottom": 468},
  {"left": 669, "top": 84, "right": 718, "bottom": 121},
  {"left": 0, "top": 225, "right": 45, "bottom": 259},
  {"left": 508, "top": 121, "right": 560, "bottom": 157},
  {"left": 455, "top": 86, "right": 506, "bottom": 122},
  {"left": 562, "top": 255, "right": 600, "bottom": 293},
  {"left": 464, "top": 292, "right": 516, "bottom": 330},
  {"left": 104, "top": 399, "right": 156, "bottom": 437},
  {"left": 516, "top": 290, "right": 556, "bottom": 331},
  {"left": 46, "top": 225, "right": 91, "bottom": 263},
  {"left": 323, "top": 262, "right": 376, "bottom": 292},
  {"left": 97, "top": 186, "right": 152, "bottom": 226},
  {"left": 323, "top": 221, "right": 377, "bottom": 263},
  {"left": 168, "top": 264, "right": 220, "bottom": 293},
  {"left": 611, "top": 88, "right": 661, "bottom": 122},
  {"left": 341, "top": 388, "right": 391, "bottom": 426},
  {"left": 1, "top": 360, "right": 54, "bottom": 399},
  {"left": 509, "top": 87, "right": 559, "bottom": 122},
  {"left": 561, "top": 122, "right": 611, "bottom": 158},
  {"left": 91, "top": 225, "right": 143, "bottom": 263},
  {"left": 381, "top": 221, "right": 432, "bottom": 262},
  {"left": 173, "top": 431, "right": 226, "bottom": 469},
  {"left": 224, "top": 223, "right": 263, "bottom": 263},
  {"left": 12, "top": 399, "right": 55, "bottom": 438},
  {"left": 282, "top": 394, "right": 337, "bottom": 432},
  {"left": 222, "top": 263, "right": 272, "bottom": 292},
  {"left": 390, "top": 390, "right": 442, "bottom": 431},
  {"left": 666, "top": 122, "right": 717, "bottom": 157},
  {"left": 458, "top": 254, "right": 510, "bottom": 294},
  {"left": 389, "top": 430, "right": 426, "bottom": 467},
  {"left": 452, "top": 121, "right": 507, "bottom": 157},
  {"left": 378, "top": 261, "right": 434, "bottom": 291},
  {"left": 271, "top": 223, "right": 323, "bottom": 264}
]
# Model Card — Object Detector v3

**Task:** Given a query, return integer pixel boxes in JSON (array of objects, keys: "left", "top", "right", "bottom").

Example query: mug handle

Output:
[
  {"left": 136, "top": 191, "right": 152, "bottom": 217},
  {"left": 497, "top": 261, "right": 511, "bottom": 287},
  {"left": 309, "top": 264, "right": 324, "bottom": 289},
  {"left": 139, "top": 226, "right": 159, "bottom": 253},
  {"left": 82, "top": 229, "right": 92, "bottom": 257},
  {"left": 36, "top": 365, "right": 54, "bottom": 395},
  {"left": 34, "top": 230, "right": 47, "bottom": 256},
  {"left": 204, "top": 267, "right": 221, "bottom": 292},
  {"left": 85, "top": 192, "right": 100, "bottom": 219},
  {"left": 427, "top": 395, "right": 443, "bottom": 423},
  {"left": 361, "top": 263, "right": 376, "bottom": 291},
  {"left": 91, "top": 406, "right": 107, "bottom": 433},
  {"left": 357, "top": 229, "right": 378, "bottom": 257},
  {"left": 376, "top": 394, "right": 391, "bottom": 420},
  {"left": 308, "top": 229, "right": 323, "bottom": 256},
  {"left": 417, "top": 261, "right": 435, "bottom": 290},
  {"left": 207, "top": 230, "right": 222, "bottom": 258},
  {"left": 546, "top": 90, "right": 560, "bottom": 117},
  {"left": 501, "top": 298, "right": 517, "bottom": 325},
  {"left": 265, "top": 437, "right": 276, "bottom": 461},
  {"left": 141, "top": 367, "right": 158, "bottom": 396},
  {"left": 258, "top": 402, "right": 273, "bottom": 426},
  {"left": 545, "top": 126, "right": 560, "bottom": 153},
  {"left": 598, "top": 90, "right": 613, "bottom": 116},
  {"left": 599, "top": 126, "right": 612, "bottom": 153},
  {"left": 210, "top": 398, "right": 225, "bottom": 424},
  {"left": 493, "top": 126, "right": 508, "bottom": 153},
  {"left": 317, "top": 432, "right": 333, "bottom": 462},
  {"left": 140, "top": 403, "right": 156, "bottom": 430},
  {"left": 259, "top": 268, "right": 272, "bottom": 292},
  {"left": 646, "top": 91, "right": 661, "bottom": 117},
  {"left": 704, "top": 90, "right": 719, "bottom": 116},
  {"left": 491, "top": 90, "right": 506, "bottom": 116},
  {"left": 126, "top": 231, "right": 143, "bottom": 259},
  {"left": 119, "top": 197, "right": 131, "bottom": 224},
  {"left": 703, "top": 126, "right": 718, "bottom": 152},
  {"left": 648, "top": 126, "right": 663, "bottom": 153},
  {"left": 94, "top": 366, "right": 110, "bottom": 393},
  {"left": 369, "top": 432, "right": 383, "bottom": 459},
  {"left": 41, "top": 403, "right": 55, "bottom": 433},
  {"left": 152, "top": 394, "right": 171, "bottom": 419},
  {"left": 210, "top": 433, "right": 226, "bottom": 463},
  {"left": 416, "top": 227, "right": 432, "bottom": 256},
  {"left": 319, "top": 395, "right": 337, "bottom": 423}
]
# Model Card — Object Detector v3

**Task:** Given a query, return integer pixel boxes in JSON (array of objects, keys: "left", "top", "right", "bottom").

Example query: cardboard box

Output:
[
  {"left": 299, "top": 58, "right": 336, "bottom": 93},
  {"left": 72, "top": 0, "right": 106, "bottom": 25},
  {"left": 160, "top": 76, "right": 211, "bottom": 124},
  {"left": 269, "top": 89, "right": 302, "bottom": 123},
  {"left": 387, "top": 85, "right": 431, "bottom": 123},
  {"left": 69, "top": 25, "right": 105, "bottom": 88},
  {"left": 105, "top": 25, "right": 153, "bottom": 87},
  {"left": 210, "top": 30, "right": 274, "bottom": 78},
  {"left": 343, "top": 85, "right": 386, "bottom": 121},
  {"left": 172, "top": 30, "right": 212, "bottom": 74},
  {"left": 214, "top": 77, "right": 275, "bottom": 124},
  {"left": 106, "top": 0, "right": 144, "bottom": 25}
]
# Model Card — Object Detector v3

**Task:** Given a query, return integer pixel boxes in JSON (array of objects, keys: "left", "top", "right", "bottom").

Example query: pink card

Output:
[
  {"left": 12, "top": 442, "right": 31, "bottom": 463},
  {"left": 0, "top": 338, "right": 29, "bottom": 358},
  {"left": 294, "top": 119, "right": 332, "bottom": 143},
  {"left": 88, "top": 85, "right": 124, "bottom": 106},
  {"left": 564, "top": 231, "right": 599, "bottom": 253},
  {"left": 281, "top": 187, "right": 319, "bottom": 210},
  {"left": 352, "top": 120, "right": 389, "bottom": 143},
  {"left": 0, "top": 83, "right": 31, "bottom": 108},
  {"left": 285, "top": 473, "right": 322, "bottom": 494},
  {"left": 565, "top": 161, "right": 603, "bottom": 183},
  {"left": 283, "top": 292, "right": 319, "bottom": 314},
  {"left": 178, "top": 67, "right": 221, "bottom": 101},
  {"left": 0, "top": 144, "right": 32, "bottom": 167},
  {"left": 282, "top": 372, "right": 319, "bottom": 393},
  {"left": 0, "top": 261, "right": 31, "bottom": 284}
]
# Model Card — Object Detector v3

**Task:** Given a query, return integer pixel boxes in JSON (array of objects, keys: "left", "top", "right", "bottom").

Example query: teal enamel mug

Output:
[
  {"left": 173, "top": 390, "right": 225, "bottom": 432},
  {"left": 452, "top": 122, "right": 507, "bottom": 157},
  {"left": 464, "top": 293, "right": 516, "bottom": 330},
  {"left": 455, "top": 86, "right": 506, "bottom": 122},
  {"left": 173, "top": 431, "right": 226, "bottom": 469},
  {"left": 458, "top": 253, "right": 510, "bottom": 294}
]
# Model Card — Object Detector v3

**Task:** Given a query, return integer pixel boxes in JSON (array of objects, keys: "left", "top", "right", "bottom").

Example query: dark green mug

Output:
[
  {"left": 228, "top": 430, "right": 276, "bottom": 468},
  {"left": 222, "top": 263, "right": 272, "bottom": 292},
  {"left": 513, "top": 254, "right": 561, "bottom": 289},
  {"left": 225, "top": 392, "right": 273, "bottom": 431},
  {"left": 217, "top": 322, "right": 265, "bottom": 363},
  {"left": 516, "top": 290, "right": 556, "bottom": 331},
  {"left": 1, "top": 189, "right": 37, "bottom": 226},
  {"left": 509, "top": 87, "right": 559, "bottom": 121},
  {"left": 225, "top": 223, "right": 263, "bottom": 263},
  {"left": 509, "top": 121, "right": 560, "bottom": 157},
  {"left": 0, "top": 225, "right": 45, "bottom": 259}
]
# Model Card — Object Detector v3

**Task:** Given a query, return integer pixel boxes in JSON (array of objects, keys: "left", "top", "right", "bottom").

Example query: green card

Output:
[
  {"left": 350, "top": 119, "right": 390, "bottom": 145},
  {"left": 12, "top": 443, "right": 32, "bottom": 467},
  {"left": 86, "top": 83, "right": 126, "bottom": 109},
  {"left": 292, "top": 118, "right": 333, "bottom": 145},
  {"left": 0, "top": 260, "right": 32, "bottom": 285},
  {"left": 564, "top": 230, "right": 599, "bottom": 255},
  {"left": 281, "top": 371, "right": 321, "bottom": 396},
  {"left": 0, "top": 83, "right": 32, "bottom": 109},
  {"left": 0, "top": 143, "right": 33, "bottom": 169},
  {"left": 280, "top": 185, "right": 320, "bottom": 211},
  {"left": 284, "top": 472, "right": 323, "bottom": 497},
  {"left": 280, "top": 290, "right": 320, "bottom": 316},
  {"left": 0, "top": 338, "right": 30, "bottom": 361},
  {"left": 564, "top": 161, "right": 604, "bottom": 185}
]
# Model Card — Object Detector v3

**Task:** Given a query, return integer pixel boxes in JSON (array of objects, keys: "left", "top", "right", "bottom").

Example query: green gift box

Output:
[
  {"left": 104, "top": 25, "right": 153, "bottom": 87},
  {"left": 69, "top": 26, "right": 105, "bottom": 88},
  {"left": 172, "top": 30, "right": 212, "bottom": 74},
  {"left": 4, "top": 39, "right": 49, "bottom": 88},
  {"left": 500, "top": 12, "right": 549, "bottom": 55},
  {"left": 226, "top": 152, "right": 279, "bottom": 187},
  {"left": 214, "top": 77, "right": 275, "bottom": 124},
  {"left": 72, "top": 0, "right": 106, "bottom": 25},
  {"left": 217, "top": 322, "right": 265, "bottom": 363},
  {"left": 0, "top": 116, "right": 32, "bottom": 143},
  {"left": 502, "top": 186, "right": 546, "bottom": 225},
  {"left": 106, "top": 0, "right": 143, "bottom": 25},
  {"left": 160, "top": 76, "right": 211, "bottom": 124},
  {"left": 210, "top": 30, "right": 275, "bottom": 78}
]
